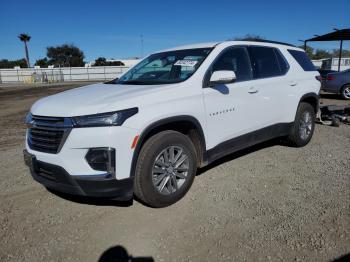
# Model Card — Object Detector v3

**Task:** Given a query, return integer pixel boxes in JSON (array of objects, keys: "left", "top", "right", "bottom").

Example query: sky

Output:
[{"left": 1, "top": 0, "right": 349, "bottom": 63}]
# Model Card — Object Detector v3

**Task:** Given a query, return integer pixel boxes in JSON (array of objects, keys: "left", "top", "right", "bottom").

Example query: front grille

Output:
[
  {"left": 27, "top": 115, "right": 71, "bottom": 154},
  {"left": 30, "top": 115, "right": 65, "bottom": 126}
]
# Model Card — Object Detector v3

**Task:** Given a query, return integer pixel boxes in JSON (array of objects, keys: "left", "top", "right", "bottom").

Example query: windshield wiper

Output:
[
  {"left": 104, "top": 78, "right": 118, "bottom": 84},
  {"left": 119, "top": 80, "right": 151, "bottom": 85}
]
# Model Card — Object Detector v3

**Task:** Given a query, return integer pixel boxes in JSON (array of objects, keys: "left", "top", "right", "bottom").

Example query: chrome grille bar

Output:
[{"left": 27, "top": 115, "right": 72, "bottom": 154}]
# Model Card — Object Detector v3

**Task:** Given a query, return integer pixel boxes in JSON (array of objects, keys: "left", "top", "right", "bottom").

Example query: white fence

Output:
[
  {"left": 312, "top": 57, "right": 350, "bottom": 71},
  {"left": 0, "top": 66, "right": 131, "bottom": 84}
]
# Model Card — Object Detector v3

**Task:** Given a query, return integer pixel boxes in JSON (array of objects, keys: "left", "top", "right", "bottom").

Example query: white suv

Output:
[{"left": 24, "top": 40, "right": 320, "bottom": 207}]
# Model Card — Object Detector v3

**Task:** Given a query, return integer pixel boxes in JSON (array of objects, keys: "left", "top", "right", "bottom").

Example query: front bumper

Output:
[
  {"left": 24, "top": 150, "right": 134, "bottom": 200},
  {"left": 25, "top": 125, "right": 138, "bottom": 180}
]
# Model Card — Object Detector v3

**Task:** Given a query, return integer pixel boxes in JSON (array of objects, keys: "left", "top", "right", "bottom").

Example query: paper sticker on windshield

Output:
[{"left": 174, "top": 60, "right": 198, "bottom": 67}]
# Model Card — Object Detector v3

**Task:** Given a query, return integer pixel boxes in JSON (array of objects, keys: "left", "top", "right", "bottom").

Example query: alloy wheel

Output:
[
  {"left": 152, "top": 146, "right": 189, "bottom": 195},
  {"left": 299, "top": 111, "right": 313, "bottom": 140},
  {"left": 342, "top": 86, "right": 350, "bottom": 99}
]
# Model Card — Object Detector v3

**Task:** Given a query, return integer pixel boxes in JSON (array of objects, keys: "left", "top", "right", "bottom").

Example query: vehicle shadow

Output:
[
  {"left": 98, "top": 245, "right": 154, "bottom": 262},
  {"left": 332, "top": 253, "right": 350, "bottom": 262},
  {"left": 197, "top": 138, "right": 283, "bottom": 176},
  {"left": 47, "top": 138, "right": 285, "bottom": 206},
  {"left": 46, "top": 188, "right": 133, "bottom": 207}
]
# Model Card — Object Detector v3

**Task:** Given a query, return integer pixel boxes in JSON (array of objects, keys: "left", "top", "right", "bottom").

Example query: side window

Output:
[
  {"left": 287, "top": 49, "right": 317, "bottom": 71},
  {"left": 212, "top": 47, "right": 253, "bottom": 82},
  {"left": 249, "top": 46, "right": 282, "bottom": 78},
  {"left": 275, "top": 49, "right": 289, "bottom": 75}
]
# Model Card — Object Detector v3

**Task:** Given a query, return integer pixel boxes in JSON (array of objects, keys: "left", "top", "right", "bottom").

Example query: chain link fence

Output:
[{"left": 0, "top": 66, "right": 130, "bottom": 84}]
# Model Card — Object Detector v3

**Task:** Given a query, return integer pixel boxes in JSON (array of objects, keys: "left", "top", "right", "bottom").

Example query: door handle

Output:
[
  {"left": 248, "top": 87, "right": 259, "bottom": 94},
  {"left": 289, "top": 81, "right": 297, "bottom": 86}
]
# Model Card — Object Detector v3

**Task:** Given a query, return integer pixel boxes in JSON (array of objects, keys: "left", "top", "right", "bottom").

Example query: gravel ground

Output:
[{"left": 0, "top": 83, "right": 349, "bottom": 262}]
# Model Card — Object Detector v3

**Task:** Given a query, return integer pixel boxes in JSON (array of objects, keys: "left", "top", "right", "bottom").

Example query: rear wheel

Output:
[
  {"left": 287, "top": 102, "right": 315, "bottom": 147},
  {"left": 134, "top": 131, "right": 197, "bottom": 208},
  {"left": 340, "top": 84, "right": 350, "bottom": 100}
]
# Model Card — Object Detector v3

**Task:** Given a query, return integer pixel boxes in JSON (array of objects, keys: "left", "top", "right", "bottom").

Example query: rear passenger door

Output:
[{"left": 247, "top": 46, "right": 291, "bottom": 125}]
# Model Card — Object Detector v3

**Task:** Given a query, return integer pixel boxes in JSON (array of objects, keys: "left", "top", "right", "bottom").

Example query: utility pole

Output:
[
  {"left": 333, "top": 28, "right": 342, "bottom": 72},
  {"left": 140, "top": 34, "right": 144, "bottom": 58},
  {"left": 338, "top": 40, "right": 343, "bottom": 72}
]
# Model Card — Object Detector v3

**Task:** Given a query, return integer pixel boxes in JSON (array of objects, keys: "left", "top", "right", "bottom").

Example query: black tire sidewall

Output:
[
  {"left": 291, "top": 102, "right": 316, "bottom": 147},
  {"left": 135, "top": 131, "right": 197, "bottom": 207}
]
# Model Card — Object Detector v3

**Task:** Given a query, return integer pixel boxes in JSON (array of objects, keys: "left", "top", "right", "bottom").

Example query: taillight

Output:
[
  {"left": 327, "top": 75, "right": 335, "bottom": 81},
  {"left": 315, "top": 75, "right": 322, "bottom": 82}
]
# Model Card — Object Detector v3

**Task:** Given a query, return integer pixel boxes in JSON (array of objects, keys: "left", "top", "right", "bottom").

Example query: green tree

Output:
[
  {"left": 18, "top": 33, "right": 31, "bottom": 68},
  {"left": 108, "top": 60, "right": 124, "bottom": 66},
  {"left": 94, "top": 57, "right": 107, "bottom": 66},
  {"left": 332, "top": 49, "right": 350, "bottom": 58},
  {"left": 313, "top": 49, "right": 331, "bottom": 60},
  {"left": 0, "top": 59, "right": 28, "bottom": 69},
  {"left": 94, "top": 57, "right": 125, "bottom": 66},
  {"left": 46, "top": 44, "right": 85, "bottom": 67},
  {"left": 35, "top": 57, "right": 49, "bottom": 67}
]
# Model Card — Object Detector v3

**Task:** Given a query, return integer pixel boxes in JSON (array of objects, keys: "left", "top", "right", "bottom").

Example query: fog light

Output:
[{"left": 85, "top": 148, "right": 115, "bottom": 177}]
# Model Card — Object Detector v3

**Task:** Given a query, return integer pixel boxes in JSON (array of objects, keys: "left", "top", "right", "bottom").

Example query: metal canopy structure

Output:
[{"left": 302, "top": 28, "right": 350, "bottom": 71}]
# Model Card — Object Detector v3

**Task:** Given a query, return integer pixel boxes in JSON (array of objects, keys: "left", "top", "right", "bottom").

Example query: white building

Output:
[{"left": 312, "top": 57, "right": 350, "bottom": 71}]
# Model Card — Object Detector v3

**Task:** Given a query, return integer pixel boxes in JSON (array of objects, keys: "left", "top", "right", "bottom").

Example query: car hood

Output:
[{"left": 31, "top": 82, "right": 172, "bottom": 117}]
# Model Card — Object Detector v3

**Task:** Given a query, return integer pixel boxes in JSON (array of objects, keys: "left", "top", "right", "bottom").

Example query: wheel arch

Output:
[
  {"left": 299, "top": 92, "right": 319, "bottom": 113},
  {"left": 129, "top": 116, "right": 207, "bottom": 178},
  {"left": 340, "top": 83, "right": 350, "bottom": 94}
]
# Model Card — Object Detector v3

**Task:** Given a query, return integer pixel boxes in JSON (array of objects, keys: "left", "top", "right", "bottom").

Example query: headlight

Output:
[{"left": 72, "top": 107, "right": 138, "bottom": 128}]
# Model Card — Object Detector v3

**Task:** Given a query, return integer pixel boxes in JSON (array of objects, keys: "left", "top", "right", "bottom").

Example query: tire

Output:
[
  {"left": 340, "top": 84, "right": 350, "bottom": 100},
  {"left": 287, "top": 102, "right": 316, "bottom": 147},
  {"left": 134, "top": 130, "right": 197, "bottom": 208},
  {"left": 331, "top": 116, "right": 340, "bottom": 127}
]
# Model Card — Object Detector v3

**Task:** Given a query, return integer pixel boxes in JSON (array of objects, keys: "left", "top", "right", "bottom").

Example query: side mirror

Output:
[{"left": 209, "top": 70, "right": 236, "bottom": 86}]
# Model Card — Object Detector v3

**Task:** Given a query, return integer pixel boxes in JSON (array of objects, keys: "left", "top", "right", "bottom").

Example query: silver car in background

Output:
[{"left": 322, "top": 69, "right": 350, "bottom": 100}]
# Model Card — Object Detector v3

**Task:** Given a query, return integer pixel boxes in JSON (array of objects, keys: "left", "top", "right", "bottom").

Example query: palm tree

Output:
[{"left": 18, "top": 33, "right": 31, "bottom": 68}]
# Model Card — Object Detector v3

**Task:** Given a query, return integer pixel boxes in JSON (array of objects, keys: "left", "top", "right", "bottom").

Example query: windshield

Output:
[{"left": 115, "top": 48, "right": 213, "bottom": 85}]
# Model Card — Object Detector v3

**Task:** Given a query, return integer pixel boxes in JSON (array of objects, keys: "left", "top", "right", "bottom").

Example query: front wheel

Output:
[
  {"left": 134, "top": 131, "right": 197, "bottom": 208},
  {"left": 287, "top": 102, "right": 316, "bottom": 147}
]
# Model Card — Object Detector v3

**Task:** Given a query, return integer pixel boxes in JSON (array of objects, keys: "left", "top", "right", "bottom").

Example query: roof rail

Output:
[{"left": 235, "top": 39, "right": 296, "bottom": 47}]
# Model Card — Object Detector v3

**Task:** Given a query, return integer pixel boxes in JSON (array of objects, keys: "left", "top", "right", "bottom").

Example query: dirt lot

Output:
[{"left": 0, "top": 83, "right": 349, "bottom": 262}]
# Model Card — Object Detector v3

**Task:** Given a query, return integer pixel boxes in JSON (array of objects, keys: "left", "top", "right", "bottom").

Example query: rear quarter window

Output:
[{"left": 288, "top": 49, "right": 317, "bottom": 71}]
